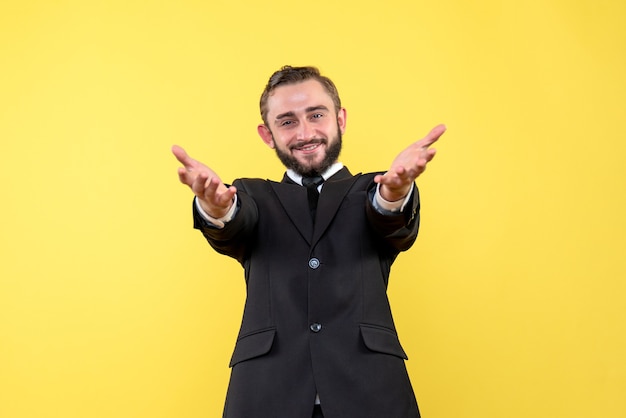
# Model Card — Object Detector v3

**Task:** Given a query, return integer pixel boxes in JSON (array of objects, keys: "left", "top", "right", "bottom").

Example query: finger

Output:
[
  {"left": 393, "top": 165, "right": 417, "bottom": 183},
  {"left": 416, "top": 124, "right": 446, "bottom": 149},
  {"left": 376, "top": 169, "right": 405, "bottom": 187},
  {"left": 172, "top": 145, "right": 196, "bottom": 168},
  {"left": 203, "top": 176, "right": 221, "bottom": 200},
  {"left": 374, "top": 172, "right": 394, "bottom": 186},
  {"left": 422, "top": 148, "right": 437, "bottom": 162},
  {"left": 191, "top": 172, "right": 211, "bottom": 197},
  {"left": 177, "top": 167, "right": 193, "bottom": 186},
  {"left": 218, "top": 185, "right": 238, "bottom": 206}
]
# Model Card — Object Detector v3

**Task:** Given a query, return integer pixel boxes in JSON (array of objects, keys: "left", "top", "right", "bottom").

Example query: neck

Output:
[{"left": 287, "top": 162, "right": 344, "bottom": 185}]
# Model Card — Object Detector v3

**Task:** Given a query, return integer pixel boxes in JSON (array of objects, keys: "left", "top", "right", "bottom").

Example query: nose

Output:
[{"left": 296, "top": 120, "right": 315, "bottom": 140}]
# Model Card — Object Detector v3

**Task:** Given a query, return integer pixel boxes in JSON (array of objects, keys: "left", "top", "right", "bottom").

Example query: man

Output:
[{"left": 172, "top": 65, "right": 445, "bottom": 418}]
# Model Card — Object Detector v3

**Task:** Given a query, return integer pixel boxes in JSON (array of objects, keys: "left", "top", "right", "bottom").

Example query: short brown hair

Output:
[{"left": 259, "top": 65, "right": 342, "bottom": 126}]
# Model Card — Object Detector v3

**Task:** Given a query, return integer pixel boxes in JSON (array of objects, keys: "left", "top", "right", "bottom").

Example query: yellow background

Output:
[{"left": 1, "top": 0, "right": 624, "bottom": 417}]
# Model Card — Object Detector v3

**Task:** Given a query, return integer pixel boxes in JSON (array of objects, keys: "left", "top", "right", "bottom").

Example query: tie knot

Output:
[{"left": 302, "top": 175, "right": 324, "bottom": 189}]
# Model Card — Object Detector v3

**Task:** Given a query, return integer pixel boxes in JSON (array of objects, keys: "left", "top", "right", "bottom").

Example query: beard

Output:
[{"left": 273, "top": 128, "right": 343, "bottom": 177}]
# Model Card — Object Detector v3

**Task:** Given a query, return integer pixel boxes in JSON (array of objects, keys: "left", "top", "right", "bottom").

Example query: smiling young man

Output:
[
  {"left": 257, "top": 75, "right": 345, "bottom": 179},
  {"left": 173, "top": 66, "right": 445, "bottom": 418}
]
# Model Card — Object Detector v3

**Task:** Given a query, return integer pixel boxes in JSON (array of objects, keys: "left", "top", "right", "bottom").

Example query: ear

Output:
[
  {"left": 257, "top": 124, "right": 275, "bottom": 148},
  {"left": 337, "top": 107, "right": 347, "bottom": 134}
]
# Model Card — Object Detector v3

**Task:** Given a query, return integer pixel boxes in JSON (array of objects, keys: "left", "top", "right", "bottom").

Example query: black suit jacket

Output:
[{"left": 193, "top": 167, "right": 421, "bottom": 418}]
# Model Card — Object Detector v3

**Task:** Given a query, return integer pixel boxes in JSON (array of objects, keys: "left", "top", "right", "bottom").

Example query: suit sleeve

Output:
[
  {"left": 365, "top": 182, "right": 420, "bottom": 253},
  {"left": 192, "top": 179, "right": 259, "bottom": 264}
]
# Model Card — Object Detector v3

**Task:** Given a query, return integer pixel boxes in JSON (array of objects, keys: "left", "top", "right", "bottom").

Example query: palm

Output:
[
  {"left": 172, "top": 145, "right": 236, "bottom": 218},
  {"left": 375, "top": 124, "right": 446, "bottom": 201}
]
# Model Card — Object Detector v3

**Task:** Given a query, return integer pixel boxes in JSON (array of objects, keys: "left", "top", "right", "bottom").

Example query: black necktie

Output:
[{"left": 302, "top": 175, "right": 324, "bottom": 221}]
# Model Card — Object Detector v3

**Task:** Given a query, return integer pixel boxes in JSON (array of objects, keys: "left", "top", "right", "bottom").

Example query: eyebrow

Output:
[{"left": 274, "top": 105, "right": 330, "bottom": 121}]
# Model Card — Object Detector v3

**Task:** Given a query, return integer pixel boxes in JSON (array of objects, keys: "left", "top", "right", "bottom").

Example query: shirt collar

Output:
[{"left": 287, "top": 162, "right": 344, "bottom": 186}]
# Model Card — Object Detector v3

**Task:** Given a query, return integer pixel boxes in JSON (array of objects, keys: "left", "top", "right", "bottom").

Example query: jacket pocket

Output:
[
  {"left": 229, "top": 327, "right": 276, "bottom": 367},
  {"left": 360, "top": 324, "right": 408, "bottom": 360}
]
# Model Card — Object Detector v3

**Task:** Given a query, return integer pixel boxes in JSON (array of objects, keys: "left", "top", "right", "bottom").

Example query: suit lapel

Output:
[
  {"left": 271, "top": 175, "right": 314, "bottom": 245},
  {"left": 270, "top": 168, "right": 361, "bottom": 247},
  {"left": 313, "top": 168, "right": 360, "bottom": 246}
]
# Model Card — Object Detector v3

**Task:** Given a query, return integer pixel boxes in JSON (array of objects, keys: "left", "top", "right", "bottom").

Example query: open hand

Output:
[
  {"left": 172, "top": 145, "right": 237, "bottom": 218},
  {"left": 374, "top": 124, "right": 446, "bottom": 201}
]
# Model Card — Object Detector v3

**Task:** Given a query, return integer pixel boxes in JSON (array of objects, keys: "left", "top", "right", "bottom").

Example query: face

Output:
[{"left": 258, "top": 79, "right": 347, "bottom": 177}]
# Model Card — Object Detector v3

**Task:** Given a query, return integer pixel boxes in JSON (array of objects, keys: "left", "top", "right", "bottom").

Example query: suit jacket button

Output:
[
  {"left": 310, "top": 323, "right": 322, "bottom": 332},
  {"left": 308, "top": 258, "right": 320, "bottom": 269}
]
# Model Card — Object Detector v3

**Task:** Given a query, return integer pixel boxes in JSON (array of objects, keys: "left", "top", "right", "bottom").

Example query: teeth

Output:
[{"left": 297, "top": 143, "right": 319, "bottom": 151}]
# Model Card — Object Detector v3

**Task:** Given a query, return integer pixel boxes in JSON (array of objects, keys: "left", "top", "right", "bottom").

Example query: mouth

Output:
[{"left": 292, "top": 139, "right": 325, "bottom": 154}]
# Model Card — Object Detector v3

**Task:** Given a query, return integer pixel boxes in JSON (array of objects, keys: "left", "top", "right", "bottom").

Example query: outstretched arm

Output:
[
  {"left": 375, "top": 124, "right": 446, "bottom": 202},
  {"left": 171, "top": 145, "right": 237, "bottom": 219}
]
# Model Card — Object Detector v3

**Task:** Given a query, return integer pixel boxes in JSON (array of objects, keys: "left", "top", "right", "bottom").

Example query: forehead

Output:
[{"left": 266, "top": 79, "right": 334, "bottom": 117}]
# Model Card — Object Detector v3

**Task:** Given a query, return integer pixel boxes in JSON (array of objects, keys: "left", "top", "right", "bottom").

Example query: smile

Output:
[{"left": 292, "top": 140, "right": 325, "bottom": 153}]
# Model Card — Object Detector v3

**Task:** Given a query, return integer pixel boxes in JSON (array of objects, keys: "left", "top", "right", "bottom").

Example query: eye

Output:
[
  {"left": 311, "top": 113, "right": 324, "bottom": 119},
  {"left": 280, "top": 120, "right": 294, "bottom": 127}
]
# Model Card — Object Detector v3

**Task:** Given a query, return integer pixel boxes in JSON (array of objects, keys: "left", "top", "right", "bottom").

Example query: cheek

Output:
[
  {"left": 324, "top": 122, "right": 340, "bottom": 136},
  {"left": 273, "top": 134, "right": 293, "bottom": 151}
]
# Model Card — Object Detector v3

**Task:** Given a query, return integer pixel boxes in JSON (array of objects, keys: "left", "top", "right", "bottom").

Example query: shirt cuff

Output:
[
  {"left": 373, "top": 184, "right": 414, "bottom": 213},
  {"left": 195, "top": 195, "right": 238, "bottom": 229}
]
